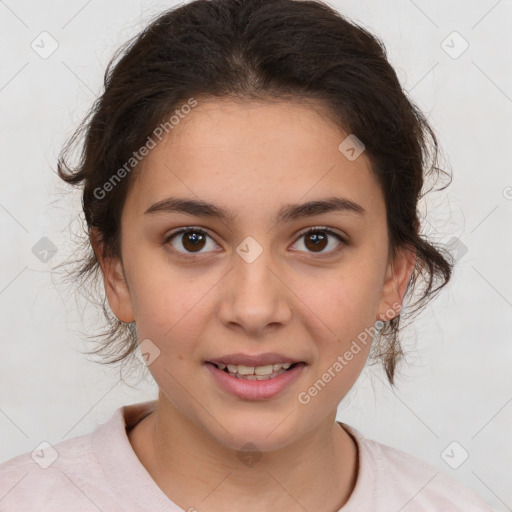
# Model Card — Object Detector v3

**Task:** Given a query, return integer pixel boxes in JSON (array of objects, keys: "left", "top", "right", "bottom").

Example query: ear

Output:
[
  {"left": 376, "top": 244, "right": 416, "bottom": 322},
  {"left": 89, "top": 227, "right": 135, "bottom": 323}
]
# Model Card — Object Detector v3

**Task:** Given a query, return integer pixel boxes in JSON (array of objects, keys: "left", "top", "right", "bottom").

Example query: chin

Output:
[{"left": 206, "top": 407, "right": 304, "bottom": 453}]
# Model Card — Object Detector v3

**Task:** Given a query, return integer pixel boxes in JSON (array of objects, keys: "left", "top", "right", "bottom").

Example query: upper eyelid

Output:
[{"left": 298, "top": 226, "right": 346, "bottom": 240}]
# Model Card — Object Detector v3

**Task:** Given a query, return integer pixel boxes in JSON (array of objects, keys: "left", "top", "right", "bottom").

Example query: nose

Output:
[{"left": 218, "top": 246, "right": 293, "bottom": 337}]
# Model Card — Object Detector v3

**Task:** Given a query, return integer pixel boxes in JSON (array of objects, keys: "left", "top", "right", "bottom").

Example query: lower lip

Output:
[{"left": 205, "top": 362, "right": 307, "bottom": 400}]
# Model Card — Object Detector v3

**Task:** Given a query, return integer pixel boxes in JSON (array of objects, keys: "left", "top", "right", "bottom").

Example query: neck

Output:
[{"left": 128, "top": 397, "right": 358, "bottom": 512}]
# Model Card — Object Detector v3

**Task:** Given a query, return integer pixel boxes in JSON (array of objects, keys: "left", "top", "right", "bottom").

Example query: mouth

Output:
[
  {"left": 207, "top": 361, "right": 305, "bottom": 381},
  {"left": 204, "top": 358, "right": 308, "bottom": 400}
]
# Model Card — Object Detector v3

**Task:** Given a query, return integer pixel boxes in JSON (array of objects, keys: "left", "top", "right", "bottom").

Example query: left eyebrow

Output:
[{"left": 143, "top": 196, "right": 366, "bottom": 222}]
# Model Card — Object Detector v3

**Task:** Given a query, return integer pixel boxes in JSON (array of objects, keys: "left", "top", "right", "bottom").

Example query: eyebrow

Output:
[{"left": 144, "top": 195, "right": 365, "bottom": 223}]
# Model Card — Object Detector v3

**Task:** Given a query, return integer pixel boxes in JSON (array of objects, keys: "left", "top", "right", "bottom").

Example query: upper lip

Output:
[{"left": 207, "top": 352, "right": 305, "bottom": 367}]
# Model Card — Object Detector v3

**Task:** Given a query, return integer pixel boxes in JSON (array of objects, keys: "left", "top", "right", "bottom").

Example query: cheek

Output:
[
  {"left": 307, "top": 277, "right": 377, "bottom": 403},
  {"left": 127, "top": 260, "right": 216, "bottom": 352},
  {"left": 307, "top": 262, "right": 383, "bottom": 343}
]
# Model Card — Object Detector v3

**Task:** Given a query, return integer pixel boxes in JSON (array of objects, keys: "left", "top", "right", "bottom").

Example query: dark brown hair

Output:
[{"left": 55, "top": 0, "right": 453, "bottom": 385}]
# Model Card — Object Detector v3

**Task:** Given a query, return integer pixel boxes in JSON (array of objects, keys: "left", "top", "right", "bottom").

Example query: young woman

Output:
[{"left": 0, "top": 0, "right": 493, "bottom": 510}]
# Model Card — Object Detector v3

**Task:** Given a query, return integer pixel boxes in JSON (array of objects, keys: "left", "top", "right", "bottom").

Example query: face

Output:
[{"left": 95, "top": 98, "right": 414, "bottom": 452}]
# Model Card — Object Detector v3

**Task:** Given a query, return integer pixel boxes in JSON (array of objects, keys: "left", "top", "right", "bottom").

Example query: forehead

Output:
[{"left": 124, "top": 98, "right": 384, "bottom": 220}]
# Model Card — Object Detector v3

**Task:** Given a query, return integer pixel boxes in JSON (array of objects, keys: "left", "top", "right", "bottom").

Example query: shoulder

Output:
[
  {"left": 0, "top": 405, "right": 133, "bottom": 512},
  {"left": 0, "top": 402, "right": 160, "bottom": 512},
  {"left": 0, "top": 430, "right": 104, "bottom": 511},
  {"left": 340, "top": 423, "right": 494, "bottom": 512}
]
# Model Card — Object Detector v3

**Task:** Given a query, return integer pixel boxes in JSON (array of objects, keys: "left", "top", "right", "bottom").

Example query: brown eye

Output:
[
  {"left": 182, "top": 231, "right": 206, "bottom": 252},
  {"left": 304, "top": 231, "right": 328, "bottom": 252},
  {"left": 166, "top": 228, "right": 218, "bottom": 255},
  {"left": 292, "top": 227, "right": 346, "bottom": 255}
]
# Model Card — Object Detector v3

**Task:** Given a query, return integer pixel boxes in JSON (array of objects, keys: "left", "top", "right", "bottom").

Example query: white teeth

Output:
[
  {"left": 255, "top": 365, "right": 273, "bottom": 376},
  {"left": 237, "top": 364, "right": 255, "bottom": 375},
  {"left": 214, "top": 361, "right": 295, "bottom": 377},
  {"left": 274, "top": 362, "right": 292, "bottom": 371}
]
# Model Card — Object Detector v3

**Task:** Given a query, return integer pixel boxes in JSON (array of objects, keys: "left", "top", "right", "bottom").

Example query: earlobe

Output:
[
  {"left": 377, "top": 245, "right": 417, "bottom": 322},
  {"left": 89, "top": 228, "right": 135, "bottom": 323}
]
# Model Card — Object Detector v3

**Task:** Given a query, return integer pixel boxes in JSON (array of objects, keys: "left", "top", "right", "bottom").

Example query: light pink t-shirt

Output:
[{"left": 0, "top": 400, "right": 493, "bottom": 511}]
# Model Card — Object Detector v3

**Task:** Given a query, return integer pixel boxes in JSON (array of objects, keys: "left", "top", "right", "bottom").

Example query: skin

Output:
[{"left": 91, "top": 98, "right": 416, "bottom": 511}]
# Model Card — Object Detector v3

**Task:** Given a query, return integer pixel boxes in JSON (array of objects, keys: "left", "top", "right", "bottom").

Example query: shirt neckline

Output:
[{"left": 92, "top": 400, "right": 373, "bottom": 511}]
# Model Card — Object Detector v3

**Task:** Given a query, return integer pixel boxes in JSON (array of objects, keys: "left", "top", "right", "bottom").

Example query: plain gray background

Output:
[{"left": 1, "top": 0, "right": 511, "bottom": 510}]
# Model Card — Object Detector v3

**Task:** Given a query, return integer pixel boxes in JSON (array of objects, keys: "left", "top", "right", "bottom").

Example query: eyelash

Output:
[{"left": 164, "top": 225, "right": 347, "bottom": 259}]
